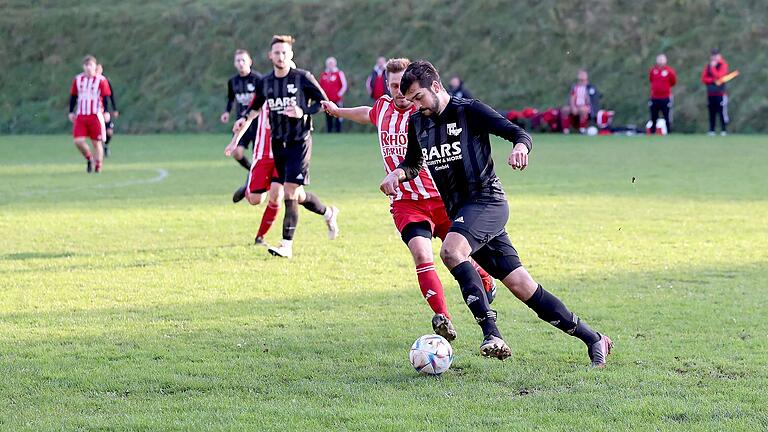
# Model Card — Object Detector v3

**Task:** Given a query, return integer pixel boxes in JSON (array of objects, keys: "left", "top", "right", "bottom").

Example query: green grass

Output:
[{"left": 1, "top": 133, "right": 767, "bottom": 430}]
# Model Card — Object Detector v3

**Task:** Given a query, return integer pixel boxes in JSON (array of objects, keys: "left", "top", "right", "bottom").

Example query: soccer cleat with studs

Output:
[
  {"left": 588, "top": 333, "right": 613, "bottom": 368},
  {"left": 480, "top": 335, "right": 512, "bottom": 360},
  {"left": 431, "top": 314, "right": 457, "bottom": 342}
]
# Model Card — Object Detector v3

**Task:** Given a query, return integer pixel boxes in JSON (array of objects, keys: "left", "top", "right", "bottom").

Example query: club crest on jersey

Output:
[
  {"left": 447, "top": 123, "right": 462, "bottom": 136},
  {"left": 287, "top": 84, "right": 298, "bottom": 94},
  {"left": 247, "top": 83, "right": 255, "bottom": 91}
]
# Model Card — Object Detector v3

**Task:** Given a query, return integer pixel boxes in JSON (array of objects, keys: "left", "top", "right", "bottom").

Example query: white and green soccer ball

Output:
[{"left": 409, "top": 334, "right": 453, "bottom": 375}]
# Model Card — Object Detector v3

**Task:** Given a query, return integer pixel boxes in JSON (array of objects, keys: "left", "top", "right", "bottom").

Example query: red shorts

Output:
[
  {"left": 73, "top": 114, "right": 105, "bottom": 141},
  {"left": 391, "top": 197, "right": 451, "bottom": 240},
  {"left": 248, "top": 158, "right": 278, "bottom": 194}
]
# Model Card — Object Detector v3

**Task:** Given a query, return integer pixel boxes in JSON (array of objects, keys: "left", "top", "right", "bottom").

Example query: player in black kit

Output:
[
  {"left": 221, "top": 49, "right": 262, "bottom": 173},
  {"left": 234, "top": 35, "right": 339, "bottom": 258},
  {"left": 381, "top": 61, "right": 612, "bottom": 366}
]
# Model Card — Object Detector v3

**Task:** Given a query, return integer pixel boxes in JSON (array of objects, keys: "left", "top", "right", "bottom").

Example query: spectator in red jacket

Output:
[
  {"left": 319, "top": 57, "right": 348, "bottom": 133},
  {"left": 648, "top": 53, "right": 677, "bottom": 134},
  {"left": 701, "top": 48, "right": 730, "bottom": 135},
  {"left": 365, "top": 56, "right": 388, "bottom": 101}
]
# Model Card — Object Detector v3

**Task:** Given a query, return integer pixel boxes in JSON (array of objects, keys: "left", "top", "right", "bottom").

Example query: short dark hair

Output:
[
  {"left": 400, "top": 60, "right": 441, "bottom": 95},
  {"left": 271, "top": 35, "right": 295, "bottom": 47}
]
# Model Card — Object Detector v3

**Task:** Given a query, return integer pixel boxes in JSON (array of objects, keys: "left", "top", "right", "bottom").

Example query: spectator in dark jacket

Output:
[{"left": 447, "top": 76, "right": 473, "bottom": 99}]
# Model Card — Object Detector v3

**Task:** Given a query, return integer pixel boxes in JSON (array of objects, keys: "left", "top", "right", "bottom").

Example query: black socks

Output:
[
  {"left": 282, "top": 199, "right": 299, "bottom": 240},
  {"left": 450, "top": 261, "right": 500, "bottom": 338},
  {"left": 236, "top": 155, "right": 251, "bottom": 170},
  {"left": 300, "top": 192, "right": 327, "bottom": 216},
  {"left": 524, "top": 285, "right": 600, "bottom": 345}
]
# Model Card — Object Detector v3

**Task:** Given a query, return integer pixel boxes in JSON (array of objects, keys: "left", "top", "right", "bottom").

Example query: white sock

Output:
[
  {"left": 281, "top": 239, "right": 293, "bottom": 248},
  {"left": 323, "top": 207, "right": 332, "bottom": 220}
]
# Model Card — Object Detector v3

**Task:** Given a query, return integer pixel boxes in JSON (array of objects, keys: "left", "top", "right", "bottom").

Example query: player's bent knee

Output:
[
  {"left": 246, "top": 192, "right": 263, "bottom": 205},
  {"left": 439, "top": 246, "right": 464, "bottom": 268}
]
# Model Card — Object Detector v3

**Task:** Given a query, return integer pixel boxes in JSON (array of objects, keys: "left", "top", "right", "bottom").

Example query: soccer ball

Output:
[{"left": 409, "top": 334, "right": 453, "bottom": 375}]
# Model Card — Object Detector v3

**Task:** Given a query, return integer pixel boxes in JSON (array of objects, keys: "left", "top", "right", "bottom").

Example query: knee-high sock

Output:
[
  {"left": 236, "top": 155, "right": 251, "bottom": 170},
  {"left": 300, "top": 192, "right": 327, "bottom": 216},
  {"left": 470, "top": 259, "right": 494, "bottom": 293},
  {"left": 524, "top": 285, "right": 600, "bottom": 345},
  {"left": 416, "top": 262, "right": 449, "bottom": 319},
  {"left": 450, "top": 261, "right": 500, "bottom": 338},
  {"left": 257, "top": 202, "right": 280, "bottom": 238},
  {"left": 282, "top": 199, "right": 299, "bottom": 240}
]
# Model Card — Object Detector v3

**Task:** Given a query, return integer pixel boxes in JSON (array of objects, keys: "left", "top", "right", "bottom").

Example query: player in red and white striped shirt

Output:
[
  {"left": 69, "top": 55, "right": 111, "bottom": 173},
  {"left": 322, "top": 58, "right": 495, "bottom": 341},
  {"left": 226, "top": 103, "right": 283, "bottom": 244}
]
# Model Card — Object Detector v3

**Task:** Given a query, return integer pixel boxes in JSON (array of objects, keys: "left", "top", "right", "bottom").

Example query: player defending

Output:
[
  {"left": 96, "top": 63, "right": 119, "bottom": 157},
  {"left": 69, "top": 55, "right": 112, "bottom": 173},
  {"left": 322, "top": 58, "right": 496, "bottom": 341},
  {"left": 234, "top": 35, "right": 338, "bottom": 258},
  {"left": 222, "top": 50, "right": 263, "bottom": 174},
  {"left": 381, "top": 61, "right": 612, "bottom": 366}
]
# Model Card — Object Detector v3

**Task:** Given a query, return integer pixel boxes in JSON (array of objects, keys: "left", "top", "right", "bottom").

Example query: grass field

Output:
[{"left": 1, "top": 133, "right": 767, "bottom": 430}]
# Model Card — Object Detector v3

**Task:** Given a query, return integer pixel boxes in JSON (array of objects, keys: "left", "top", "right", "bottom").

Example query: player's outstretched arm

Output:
[
  {"left": 225, "top": 110, "right": 257, "bottom": 156},
  {"left": 321, "top": 100, "right": 372, "bottom": 125}
]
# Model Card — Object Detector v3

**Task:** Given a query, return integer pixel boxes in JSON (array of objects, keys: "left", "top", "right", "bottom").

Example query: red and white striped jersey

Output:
[
  {"left": 70, "top": 73, "right": 111, "bottom": 115},
  {"left": 368, "top": 95, "right": 440, "bottom": 202},
  {"left": 571, "top": 84, "right": 589, "bottom": 107},
  {"left": 252, "top": 102, "right": 273, "bottom": 161}
]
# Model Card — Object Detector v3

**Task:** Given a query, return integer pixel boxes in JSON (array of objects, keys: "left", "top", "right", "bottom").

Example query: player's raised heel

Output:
[
  {"left": 588, "top": 333, "right": 613, "bottom": 368},
  {"left": 431, "top": 314, "right": 457, "bottom": 342},
  {"left": 485, "top": 279, "right": 497, "bottom": 304},
  {"left": 254, "top": 236, "right": 266, "bottom": 246},
  {"left": 325, "top": 206, "right": 340, "bottom": 239},
  {"left": 267, "top": 240, "right": 292, "bottom": 258},
  {"left": 480, "top": 335, "right": 512, "bottom": 360},
  {"left": 232, "top": 185, "right": 247, "bottom": 203}
]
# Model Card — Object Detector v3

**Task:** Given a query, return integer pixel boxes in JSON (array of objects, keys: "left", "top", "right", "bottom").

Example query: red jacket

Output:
[
  {"left": 649, "top": 65, "right": 677, "bottom": 99},
  {"left": 319, "top": 69, "right": 347, "bottom": 103},
  {"left": 701, "top": 59, "right": 729, "bottom": 96}
]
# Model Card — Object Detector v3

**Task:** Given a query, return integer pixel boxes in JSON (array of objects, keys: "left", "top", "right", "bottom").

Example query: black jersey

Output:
[
  {"left": 226, "top": 71, "right": 263, "bottom": 118},
  {"left": 398, "top": 97, "right": 533, "bottom": 218},
  {"left": 246, "top": 68, "right": 327, "bottom": 144}
]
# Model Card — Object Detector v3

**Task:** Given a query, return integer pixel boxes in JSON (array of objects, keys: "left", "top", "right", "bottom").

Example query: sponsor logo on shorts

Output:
[{"left": 466, "top": 294, "right": 479, "bottom": 305}]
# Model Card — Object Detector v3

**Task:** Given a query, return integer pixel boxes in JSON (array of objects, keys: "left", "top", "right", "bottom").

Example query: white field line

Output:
[{"left": 15, "top": 168, "right": 169, "bottom": 197}]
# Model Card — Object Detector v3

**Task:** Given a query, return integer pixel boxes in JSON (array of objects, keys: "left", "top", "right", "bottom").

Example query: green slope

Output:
[{"left": 1, "top": 0, "right": 766, "bottom": 134}]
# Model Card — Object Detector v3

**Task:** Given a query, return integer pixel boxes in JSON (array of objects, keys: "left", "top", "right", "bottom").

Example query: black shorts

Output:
[
  {"left": 105, "top": 120, "right": 115, "bottom": 130},
  {"left": 450, "top": 200, "right": 523, "bottom": 280},
  {"left": 237, "top": 119, "right": 259, "bottom": 149},
  {"left": 272, "top": 137, "right": 311, "bottom": 185}
]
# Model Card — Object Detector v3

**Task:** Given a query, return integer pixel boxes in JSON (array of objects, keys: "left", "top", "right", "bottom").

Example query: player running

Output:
[
  {"left": 321, "top": 58, "right": 496, "bottom": 341},
  {"left": 95, "top": 63, "right": 119, "bottom": 157},
  {"left": 381, "top": 61, "right": 612, "bottom": 367},
  {"left": 69, "top": 55, "right": 112, "bottom": 173},
  {"left": 234, "top": 35, "right": 339, "bottom": 258},
  {"left": 222, "top": 49, "right": 263, "bottom": 173},
  {"left": 226, "top": 103, "right": 282, "bottom": 245}
]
